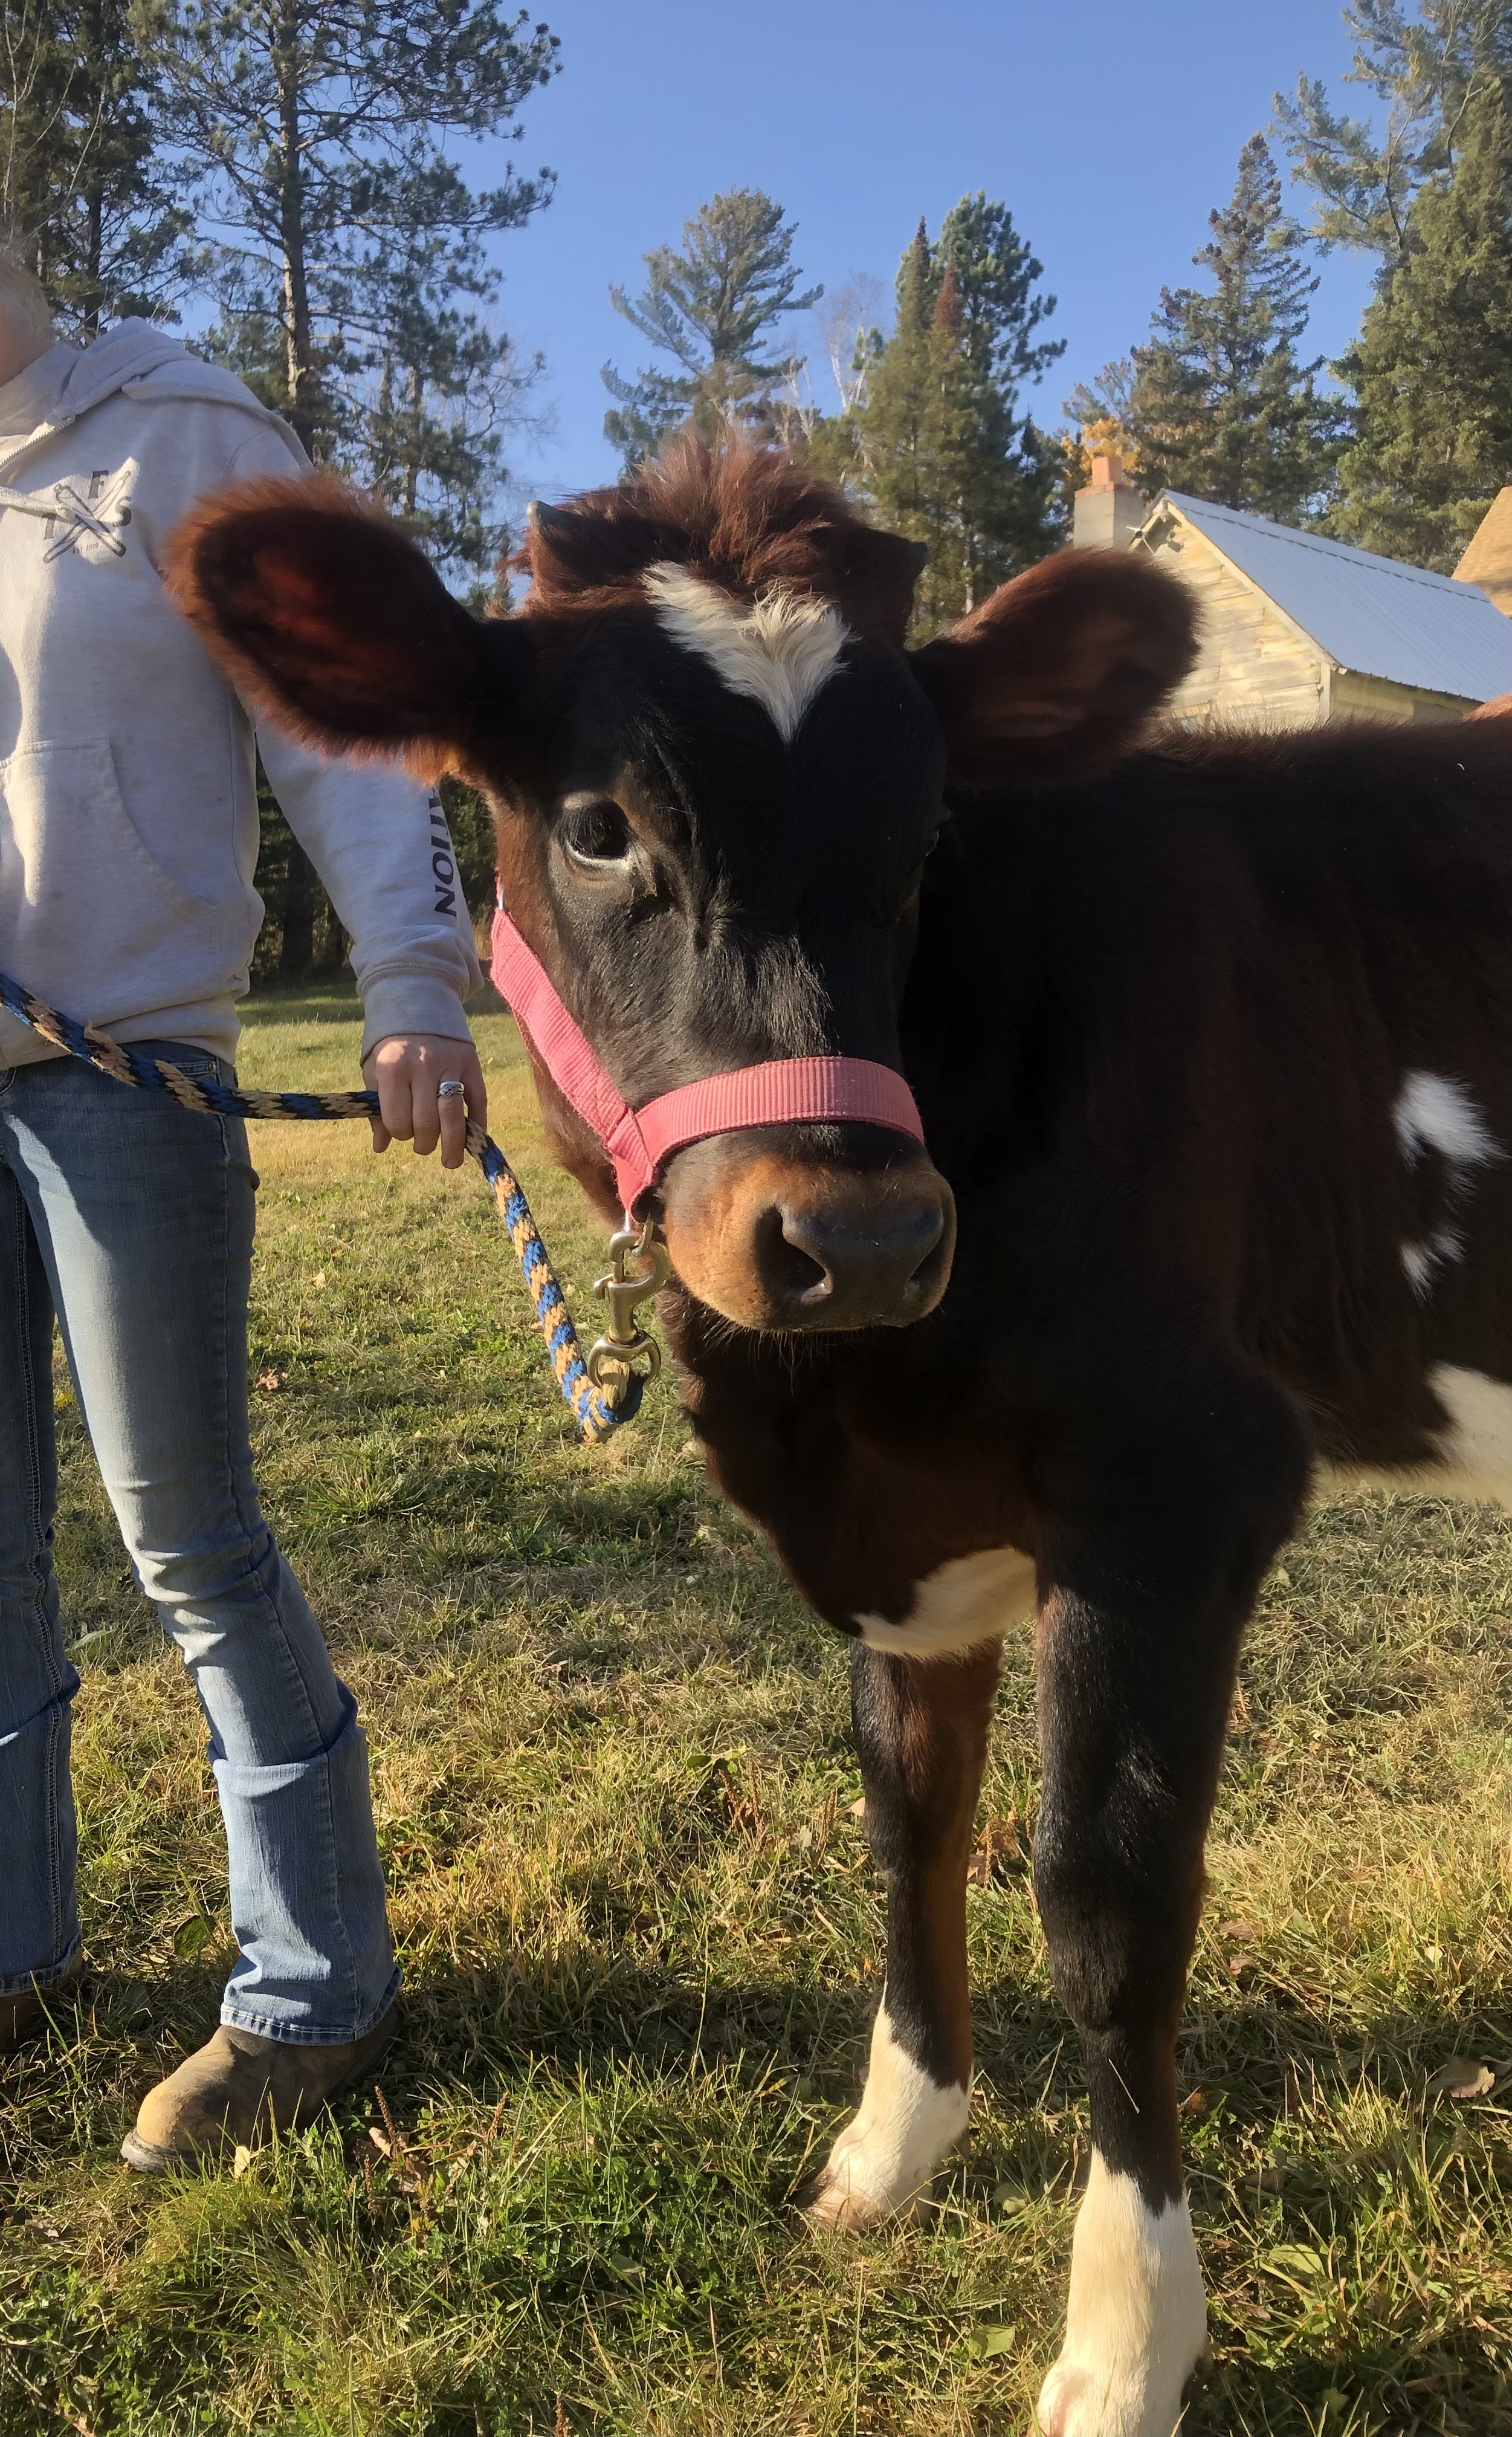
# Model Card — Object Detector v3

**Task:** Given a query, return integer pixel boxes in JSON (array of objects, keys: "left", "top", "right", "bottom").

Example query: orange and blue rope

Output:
[{"left": 0, "top": 968, "right": 637, "bottom": 1442}]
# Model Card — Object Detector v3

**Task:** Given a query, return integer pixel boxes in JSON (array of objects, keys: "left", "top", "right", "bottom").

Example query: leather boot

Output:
[
  {"left": 2, "top": 1956, "right": 83, "bottom": 2051},
  {"left": 120, "top": 2002, "right": 398, "bottom": 2172}
]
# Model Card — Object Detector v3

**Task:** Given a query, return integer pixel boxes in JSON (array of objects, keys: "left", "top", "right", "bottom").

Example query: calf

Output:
[{"left": 169, "top": 442, "right": 1512, "bottom": 2437}]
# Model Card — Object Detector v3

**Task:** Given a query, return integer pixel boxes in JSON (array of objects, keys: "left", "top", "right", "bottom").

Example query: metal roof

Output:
[{"left": 1148, "top": 491, "right": 1512, "bottom": 704}]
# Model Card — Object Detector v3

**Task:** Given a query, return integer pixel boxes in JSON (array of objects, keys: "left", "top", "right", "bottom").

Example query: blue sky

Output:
[{"left": 479, "top": 0, "right": 1378, "bottom": 502}]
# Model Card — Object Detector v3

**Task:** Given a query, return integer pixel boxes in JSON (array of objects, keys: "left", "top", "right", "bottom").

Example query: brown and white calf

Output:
[{"left": 169, "top": 442, "right": 1512, "bottom": 2437}]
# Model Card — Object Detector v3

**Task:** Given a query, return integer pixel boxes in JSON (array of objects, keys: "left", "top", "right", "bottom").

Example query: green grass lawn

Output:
[{"left": 6, "top": 982, "right": 1512, "bottom": 2434}]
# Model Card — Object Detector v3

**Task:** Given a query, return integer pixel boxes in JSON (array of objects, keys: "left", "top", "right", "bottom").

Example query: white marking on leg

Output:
[
  {"left": 806, "top": 1998, "right": 969, "bottom": 2230},
  {"left": 854, "top": 1545, "right": 1035, "bottom": 1659},
  {"left": 644, "top": 562, "right": 849, "bottom": 742},
  {"left": 1037, "top": 2152, "right": 1207, "bottom": 2437},
  {"left": 1394, "top": 1072, "right": 1501, "bottom": 1295}
]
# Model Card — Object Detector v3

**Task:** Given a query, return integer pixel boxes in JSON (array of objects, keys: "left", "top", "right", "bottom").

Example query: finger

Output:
[
  {"left": 464, "top": 1060, "right": 488, "bottom": 1132},
  {"left": 368, "top": 1114, "right": 392, "bottom": 1154},
  {"left": 410, "top": 1075, "right": 442, "bottom": 1159},
  {"left": 438, "top": 1081, "right": 467, "bottom": 1169},
  {"left": 378, "top": 1068, "right": 415, "bottom": 1144}
]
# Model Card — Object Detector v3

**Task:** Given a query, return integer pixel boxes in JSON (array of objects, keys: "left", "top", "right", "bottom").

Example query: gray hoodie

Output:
[{"left": 0, "top": 319, "right": 483, "bottom": 1069}]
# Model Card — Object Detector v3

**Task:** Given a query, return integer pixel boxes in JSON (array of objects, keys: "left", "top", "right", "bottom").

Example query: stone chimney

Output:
[{"left": 1072, "top": 451, "right": 1146, "bottom": 551}]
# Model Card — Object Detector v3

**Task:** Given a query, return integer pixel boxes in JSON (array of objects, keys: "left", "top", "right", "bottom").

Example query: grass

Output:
[{"left": 5, "top": 981, "right": 1512, "bottom": 2433}]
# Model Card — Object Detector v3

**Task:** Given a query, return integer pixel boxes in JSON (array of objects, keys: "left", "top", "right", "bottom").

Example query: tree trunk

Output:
[
  {"left": 403, "top": 362, "right": 422, "bottom": 514},
  {"left": 276, "top": 0, "right": 315, "bottom": 451},
  {"left": 279, "top": 836, "right": 317, "bottom": 976}
]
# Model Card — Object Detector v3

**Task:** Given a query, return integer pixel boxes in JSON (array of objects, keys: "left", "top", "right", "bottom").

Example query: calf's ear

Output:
[
  {"left": 166, "top": 476, "right": 508, "bottom": 768},
  {"left": 909, "top": 549, "right": 1197, "bottom": 788}
]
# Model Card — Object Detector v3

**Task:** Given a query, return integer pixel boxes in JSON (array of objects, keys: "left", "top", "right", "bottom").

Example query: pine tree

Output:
[
  {"left": 1129, "top": 134, "right": 1341, "bottom": 521},
  {"left": 1275, "top": 1, "right": 1512, "bottom": 261},
  {"left": 146, "top": 0, "right": 557, "bottom": 976},
  {"left": 1331, "top": 83, "right": 1512, "bottom": 567},
  {"left": 147, "top": 0, "right": 558, "bottom": 461},
  {"left": 603, "top": 189, "right": 820, "bottom": 469},
  {"left": 0, "top": 0, "right": 192, "bottom": 333},
  {"left": 839, "top": 204, "right": 1062, "bottom": 633}
]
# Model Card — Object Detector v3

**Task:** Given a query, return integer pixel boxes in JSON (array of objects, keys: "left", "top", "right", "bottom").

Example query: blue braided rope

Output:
[{"left": 0, "top": 968, "right": 639, "bottom": 1442}]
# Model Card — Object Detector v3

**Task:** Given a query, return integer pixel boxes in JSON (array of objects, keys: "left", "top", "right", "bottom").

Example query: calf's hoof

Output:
[
  {"left": 121, "top": 2003, "right": 398, "bottom": 2172},
  {"left": 804, "top": 1999, "right": 970, "bottom": 2232},
  {"left": 1035, "top": 2155, "right": 1207, "bottom": 2436},
  {"left": 1, "top": 1956, "right": 84, "bottom": 2052}
]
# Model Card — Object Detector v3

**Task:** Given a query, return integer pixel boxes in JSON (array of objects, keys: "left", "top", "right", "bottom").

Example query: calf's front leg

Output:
[
  {"left": 1034, "top": 1385, "right": 1307, "bottom": 2437},
  {"left": 807, "top": 1637, "right": 1000, "bottom": 2227}
]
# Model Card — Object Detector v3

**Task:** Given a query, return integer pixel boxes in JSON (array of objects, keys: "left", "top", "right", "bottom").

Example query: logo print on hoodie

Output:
[
  {"left": 45, "top": 463, "right": 135, "bottom": 561},
  {"left": 0, "top": 459, "right": 137, "bottom": 563}
]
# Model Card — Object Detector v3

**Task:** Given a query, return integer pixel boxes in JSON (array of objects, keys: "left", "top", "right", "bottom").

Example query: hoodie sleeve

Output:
[{"left": 223, "top": 424, "right": 485, "bottom": 1057}]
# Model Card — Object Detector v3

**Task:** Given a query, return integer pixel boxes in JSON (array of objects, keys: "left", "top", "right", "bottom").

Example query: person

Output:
[{"left": 0, "top": 250, "right": 488, "bottom": 2169}]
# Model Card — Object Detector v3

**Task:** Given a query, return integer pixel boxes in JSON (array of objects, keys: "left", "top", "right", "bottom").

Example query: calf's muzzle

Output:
[{"left": 662, "top": 1138, "right": 956, "bottom": 1333}]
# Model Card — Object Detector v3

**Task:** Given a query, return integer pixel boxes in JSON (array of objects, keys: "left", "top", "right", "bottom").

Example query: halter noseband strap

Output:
[{"left": 489, "top": 902, "right": 926, "bottom": 1213}]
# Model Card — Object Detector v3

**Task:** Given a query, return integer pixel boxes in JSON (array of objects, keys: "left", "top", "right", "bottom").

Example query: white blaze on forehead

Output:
[
  {"left": 1037, "top": 2152, "right": 1207, "bottom": 2437},
  {"left": 643, "top": 560, "right": 850, "bottom": 742},
  {"left": 804, "top": 1998, "right": 969, "bottom": 2230}
]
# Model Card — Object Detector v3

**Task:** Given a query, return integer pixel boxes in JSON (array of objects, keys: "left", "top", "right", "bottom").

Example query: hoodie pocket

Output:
[{"left": 0, "top": 736, "right": 219, "bottom": 1019}]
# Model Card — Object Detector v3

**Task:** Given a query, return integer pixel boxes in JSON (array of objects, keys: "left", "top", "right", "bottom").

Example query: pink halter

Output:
[{"left": 490, "top": 901, "right": 926, "bottom": 1213}]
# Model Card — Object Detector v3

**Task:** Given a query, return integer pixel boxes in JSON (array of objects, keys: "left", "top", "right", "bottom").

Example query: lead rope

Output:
[{"left": 0, "top": 969, "right": 667, "bottom": 1444}]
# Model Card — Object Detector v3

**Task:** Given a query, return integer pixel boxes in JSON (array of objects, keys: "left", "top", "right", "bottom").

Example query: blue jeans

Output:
[{"left": 0, "top": 1044, "right": 398, "bottom": 2044}]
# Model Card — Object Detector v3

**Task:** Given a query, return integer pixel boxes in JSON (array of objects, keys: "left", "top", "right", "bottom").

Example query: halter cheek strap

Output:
[{"left": 489, "top": 902, "right": 926, "bottom": 1213}]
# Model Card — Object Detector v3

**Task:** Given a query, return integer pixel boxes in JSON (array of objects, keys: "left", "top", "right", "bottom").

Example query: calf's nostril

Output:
[{"left": 756, "top": 1204, "right": 833, "bottom": 1306}]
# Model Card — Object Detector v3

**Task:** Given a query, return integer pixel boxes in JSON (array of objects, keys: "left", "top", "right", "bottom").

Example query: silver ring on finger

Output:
[{"left": 437, "top": 1078, "right": 465, "bottom": 1101}]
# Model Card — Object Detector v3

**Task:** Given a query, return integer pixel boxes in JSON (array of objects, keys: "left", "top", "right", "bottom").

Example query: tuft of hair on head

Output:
[
  {"left": 512, "top": 432, "right": 928, "bottom": 646},
  {"left": 0, "top": 241, "right": 52, "bottom": 340}
]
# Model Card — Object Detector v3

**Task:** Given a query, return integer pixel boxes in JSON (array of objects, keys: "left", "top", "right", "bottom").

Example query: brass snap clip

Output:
[{"left": 587, "top": 1217, "right": 670, "bottom": 1396}]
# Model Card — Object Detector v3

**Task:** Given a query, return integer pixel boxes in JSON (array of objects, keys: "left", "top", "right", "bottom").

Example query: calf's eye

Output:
[{"left": 560, "top": 797, "right": 633, "bottom": 870}]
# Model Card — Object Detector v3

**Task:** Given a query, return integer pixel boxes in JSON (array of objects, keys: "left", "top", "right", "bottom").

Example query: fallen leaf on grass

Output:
[
  {"left": 1216, "top": 1920, "right": 1264, "bottom": 1943},
  {"left": 968, "top": 1815, "right": 1026, "bottom": 1885},
  {"left": 1430, "top": 2056, "right": 1495, "bottom": 2099},
  {"left": 172, "top": 1913, "right": 220, "bottom": 1960},
  {"left": 231, "top": 2145, "right": 253, "bottom": 2179},
  {"left": 1264, "top": 2242, "right": 1326, "bottom": 2281},
  {"left": 963, "top": 2323, "right": 1016, "bottom": 2360},
  {"left": 254, "top": 1368, "right": 286, "bottom": 1393}
]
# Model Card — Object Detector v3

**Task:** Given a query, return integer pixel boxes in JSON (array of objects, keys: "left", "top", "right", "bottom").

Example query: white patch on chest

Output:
[
  {"left": 1036, "top": 2152, "right": 1207, "bottom": 2437},
  {"left": 1326, "top": 1365, "right": 1512, "bottom": 1509},
  {"left": 853, "top": 1545, "right": 1036, "bottom": 1659},
  {"left": 643, "top": 560, "right": 850, "bottom": 742},
  {"left": 804, "top": 1997, "right": 969, "bottom": 2230},
  {"left": 1394, "top": 1070, "right": 1501, "bottom": 1297}
]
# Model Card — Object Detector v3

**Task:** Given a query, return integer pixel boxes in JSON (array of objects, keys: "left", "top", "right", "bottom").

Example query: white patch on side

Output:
[
  {"left": 643, "top": 560, "right": 850, "bottom": 742},
  {"left": 1036, "top": 2152, "right": 1207, "bottom": 2437},
  {"left": 854, "top": 1545, "right": 1036, "bottom": 1660},
  {"left": 1325, "top": 1365, "right": 1512, "bottom": 1510},
  {"left": 805, "top": 1998, "right": 969, "bottom": 2231},
  {"left": 1424, "top": 1363, "right": 1512, "bottom": 1504},
  {"left": 1394, "top": 1072, "right": 1501, "bottom": 1298},
  {"left": 1394, "top": 1070, "right": 1500, "bottom": 1170}
]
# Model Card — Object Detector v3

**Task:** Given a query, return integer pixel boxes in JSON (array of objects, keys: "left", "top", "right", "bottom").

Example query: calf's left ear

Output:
[
  {"left": 909, "top": 548, "right": 1197, "bottom": 788},
  {"left": 166, "top": 475, "right": 509, "bottom": 769}
]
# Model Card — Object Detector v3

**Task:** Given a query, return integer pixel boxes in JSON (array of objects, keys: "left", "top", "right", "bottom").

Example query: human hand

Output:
[{"left": 361, "top": 1034, "right": 488, "bottom": 1170}]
